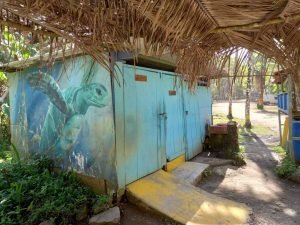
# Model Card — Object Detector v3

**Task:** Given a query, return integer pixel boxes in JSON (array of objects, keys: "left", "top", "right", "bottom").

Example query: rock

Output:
[
  {"left": 213, "top": 166, "right": 237, "bottom": 177},
  {"left": 213, "top": 167, "right": 227, "bottom": 176},
  {"left": 39, "top": 221, "right": 54, "bottom": 225},
  {"left": 288, "top": 171, "right": 300, "bottom": 184},
  {"left": 76, "top": 205, "right": 88, "bottom": 221},
  {"left": 89, "top": 207, "right": 120, "bottom": 225},
  {"left": 92, "top": 201, "right": 110, "bottom": 214}
]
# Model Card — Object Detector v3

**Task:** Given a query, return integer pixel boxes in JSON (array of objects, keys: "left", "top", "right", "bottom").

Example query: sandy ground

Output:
[{"left": 120, "top": 100, "right": 299, "bottom": 225}]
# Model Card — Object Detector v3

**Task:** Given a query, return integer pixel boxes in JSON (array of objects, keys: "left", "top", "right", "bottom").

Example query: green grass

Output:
[
  {"left": 272, "top": 146, "right": 300, "bottom": 178},
  {"left": 272, "top": 145, "right": 287, "bottom": 157},
  {"left": 213, "top": 113, "right": 275, "bottom": 136}
]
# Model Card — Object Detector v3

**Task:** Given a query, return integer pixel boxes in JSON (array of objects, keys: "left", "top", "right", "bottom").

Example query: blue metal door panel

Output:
[
  {"left": 160, "top": 73, "right": 185, "bottom": 160},
  {"left": 123, "top": 65, "right": 163, "bottom": 184},
  {"left": 186, "top": 93, "right": 202, "bottom": 159},
  {"left": 184, "top": 84, "right": 212, "bottom": 159}
]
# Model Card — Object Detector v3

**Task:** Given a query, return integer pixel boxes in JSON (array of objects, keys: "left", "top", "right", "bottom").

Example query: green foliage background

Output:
[{"left": 0, "top": 158, "right": 108, "bottom": 225}]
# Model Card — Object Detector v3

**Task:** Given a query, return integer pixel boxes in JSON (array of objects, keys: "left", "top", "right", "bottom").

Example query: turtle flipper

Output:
[{"left": 27, "top": 72, "right": 72, "bottom": 115}]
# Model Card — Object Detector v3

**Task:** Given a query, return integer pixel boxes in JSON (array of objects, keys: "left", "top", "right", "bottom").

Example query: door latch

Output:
[{"left": 159, "top": 112, "right": 168, "bottom": 119}]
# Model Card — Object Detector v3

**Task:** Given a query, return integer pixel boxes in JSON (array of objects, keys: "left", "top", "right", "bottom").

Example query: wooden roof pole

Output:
[{"left": 210, "top": 13, "right": 300, "bottom": 33}]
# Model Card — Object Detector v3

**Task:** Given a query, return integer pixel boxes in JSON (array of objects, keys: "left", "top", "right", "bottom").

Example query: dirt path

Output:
[{"left": 199, "top": 101, "right": 300, "bottom": 225}]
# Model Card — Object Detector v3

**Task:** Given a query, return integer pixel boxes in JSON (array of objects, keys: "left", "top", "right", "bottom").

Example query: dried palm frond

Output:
[{"left": 1, "top": 0, "right": 300, "bottom": 83}]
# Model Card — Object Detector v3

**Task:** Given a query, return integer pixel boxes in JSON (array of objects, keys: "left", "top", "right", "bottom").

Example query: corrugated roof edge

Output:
[{"left": 0, "top": 48, "right": 84, "bottom": 73}]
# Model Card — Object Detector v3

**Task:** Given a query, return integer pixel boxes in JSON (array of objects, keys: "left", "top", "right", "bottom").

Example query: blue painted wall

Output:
[{"left": 9, "top": 56, "right": 117, "bottom": 186}]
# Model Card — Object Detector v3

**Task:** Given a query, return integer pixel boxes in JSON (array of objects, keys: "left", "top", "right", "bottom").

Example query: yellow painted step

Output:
[
  {"left": 164, "top": 154, "right": 186, "bottom": 172},
  {"left": 127, "top": 170, "right": 251, "bottom": 225}
]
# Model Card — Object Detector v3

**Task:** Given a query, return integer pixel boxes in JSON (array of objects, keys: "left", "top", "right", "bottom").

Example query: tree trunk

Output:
[
  {"left": 228, "top": 51, "right": 238, "bottom": 119},
  {"left": 245, "top": 51, "right": 252, "bottom": 128},
  {"left": 257, "top": 57, "right": 266, "bottom": 109},
  {"left": 227, "top": 78, "right": 234, "bottom": 119}
]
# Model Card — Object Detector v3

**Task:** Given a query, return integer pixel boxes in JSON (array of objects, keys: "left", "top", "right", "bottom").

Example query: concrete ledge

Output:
[
  {"left": 192, "top": 155, "right": 233, "bottom": 167},
  {"left": 170, "top": 162, "right": 209, "bottom": 185}
]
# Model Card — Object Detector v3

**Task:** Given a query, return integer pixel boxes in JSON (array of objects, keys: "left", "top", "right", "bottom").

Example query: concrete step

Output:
[
  {"left": 192, "top": 155, "right": 233, "bottom": 167},
  {"left": 127, "top": 170, "right": 251, "bottom": 225},
  {"left": 170, "top": 162, "right": 209, "bottom": 185}
]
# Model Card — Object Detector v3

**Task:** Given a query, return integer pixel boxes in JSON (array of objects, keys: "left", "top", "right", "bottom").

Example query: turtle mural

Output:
[{"left": 27, "top": 72, "right": 109, "bottom": 159}]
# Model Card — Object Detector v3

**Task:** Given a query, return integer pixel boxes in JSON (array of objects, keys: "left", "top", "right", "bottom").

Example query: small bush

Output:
[
  {"left": 275, "top": 155, "right": 300, "bottom": 178},
  {"left": 232, "top": 146, "right": 246, "bottom": 166},
  {"left": 0, "top": 158, "right": 109, "bottom": 225}
]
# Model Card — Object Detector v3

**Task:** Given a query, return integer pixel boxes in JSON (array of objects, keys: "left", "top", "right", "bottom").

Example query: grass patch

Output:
[
  {"left": 275, "top": 155, "right": 300, "bottom": 178},
  {"left": 0, "top": 158, "right": 109, "bottom": 225},
  {"left": 213, "top": 113, "right": 275, "bottom": 137},
  {"left": 272, "top": 145, "right": 287, "bottom": 157},
  {"left": 272, "top": 146, "right": 300, "bottom": 178},
  {"left": 213, "top": 113, "right": 244, "bottom": 125}
]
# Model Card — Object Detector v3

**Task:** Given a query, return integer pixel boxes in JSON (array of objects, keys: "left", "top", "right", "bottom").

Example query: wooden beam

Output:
[
  {"left": 0, "top": 18, "right": 57, "bottom": 36},
  {"left": 210, "top": 13, "right": 300, "bottom": 33}
]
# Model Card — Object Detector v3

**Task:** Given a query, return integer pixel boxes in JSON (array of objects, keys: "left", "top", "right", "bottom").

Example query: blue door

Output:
[
  {"left": 122, "top": 65, "right": 165, "bottom": 184},
  {"left": 115, "top": 64, "right": 212, "bottom": 186},
  {"left": 160, "top": 73, "right": 186, "bottom": 161},
  {"left": 183, "top": 82, "right": 212, "bottom": 159}
]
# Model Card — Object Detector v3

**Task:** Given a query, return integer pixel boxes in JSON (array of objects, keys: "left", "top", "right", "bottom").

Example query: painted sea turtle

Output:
[{"left": 27, "top": 72, "right": 108, "bottom": 158}]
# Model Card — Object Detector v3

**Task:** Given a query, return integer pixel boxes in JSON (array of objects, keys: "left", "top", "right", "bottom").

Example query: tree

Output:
[
  {"left": 227, "top": 51, "right": 239, "bottom": 119},
  {"left": 245, "top": 51, "right": 252, "bottom": 128},
  {"left": 227, "top": 77, "right": 234, "bottom": 119},
  {"left": 257, "top": 56, "right": 267, "bottom": 109}
]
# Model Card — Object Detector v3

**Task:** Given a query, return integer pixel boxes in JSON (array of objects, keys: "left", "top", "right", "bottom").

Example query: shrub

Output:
[
  {"left": 232, "top": 146, "right": 246, "bottom": 166},
  {"left": 275, "top": 155, "right": 300, "bottom": 178},
  {"left": 0, "top": 158, "right": 108, "bottom": 225},
  {"left": 0, "top": 103, "right": 11, "bottom": 162},
  {"left": 0, "top": 104, "right": 11, "bottom": 144}
]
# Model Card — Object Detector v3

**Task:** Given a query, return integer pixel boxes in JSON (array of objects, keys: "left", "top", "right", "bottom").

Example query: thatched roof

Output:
[{"left": 1, "top": 0, "right": 300, "bottom": 85}]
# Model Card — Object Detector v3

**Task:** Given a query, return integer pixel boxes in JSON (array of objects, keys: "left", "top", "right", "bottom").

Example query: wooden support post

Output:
[
  {"left": 277, "top": 84, "right": 282, "bottom": 145},
  {"left": 245, "top": 51, "right": 252, "bottom": 128},
  {"left": 288, "top": 75, "right": 295, "bottom": 162}
]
